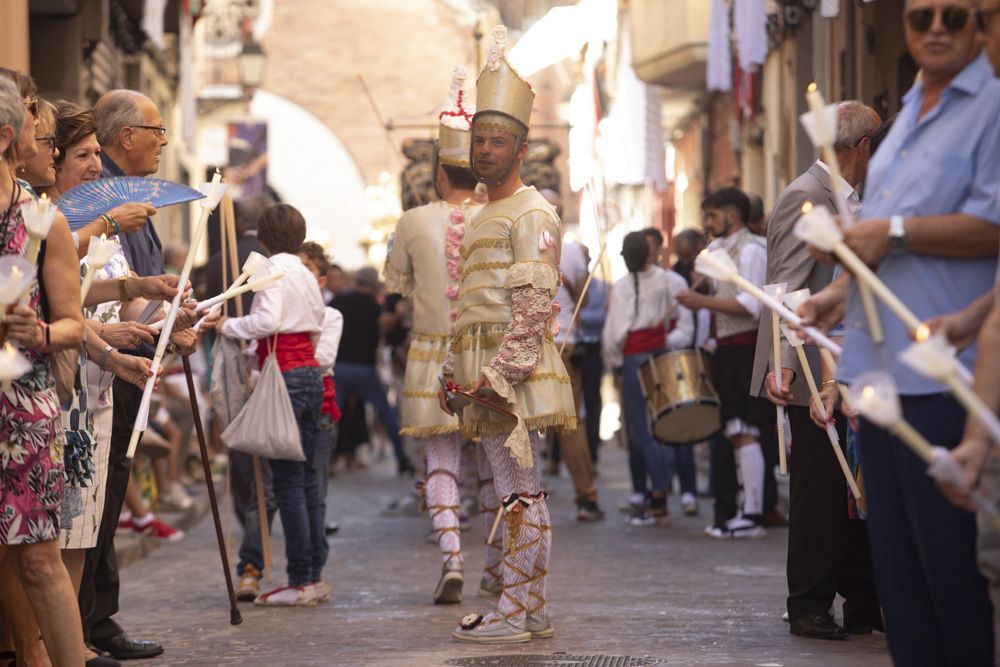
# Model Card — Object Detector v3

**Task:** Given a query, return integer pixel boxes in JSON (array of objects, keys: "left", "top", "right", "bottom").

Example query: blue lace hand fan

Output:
[{"left": 58, "top": 177, "right": 206, "bottom": 230}]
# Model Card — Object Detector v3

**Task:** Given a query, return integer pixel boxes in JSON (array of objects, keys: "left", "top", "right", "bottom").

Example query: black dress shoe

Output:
[
  {"left": 789, "top": 613, "right": 848, "bottom": 640},
  {"left": 86, "top": 657, "right": 122, "bottom": 667},
  {"left": 92, "top": 633, "right": 163, "bottom": 660},
  {"left": 844, "top": 614, "right": 885, "bottom": 635}
]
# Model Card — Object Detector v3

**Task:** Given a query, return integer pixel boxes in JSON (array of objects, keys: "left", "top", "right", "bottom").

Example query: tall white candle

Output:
[
  {"left": 127, "top": 170, "right": 227, "bottom": 458},
  {"left": 765, "top": 283, "right": 788, "bottom": 476}
]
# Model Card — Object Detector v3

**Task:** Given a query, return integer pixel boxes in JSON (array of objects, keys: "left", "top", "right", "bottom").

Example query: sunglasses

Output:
[
  {"left": 905, "top": 5, "right": 973, "bottom": 33},
  {"left": 23, "top": 98, "right": 38, "bottom": 117},
  {"left": 35, "top": 134, "right": 56, "bottom": 151}
]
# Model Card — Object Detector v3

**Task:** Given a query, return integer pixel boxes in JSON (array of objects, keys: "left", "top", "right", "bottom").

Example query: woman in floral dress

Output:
[{"left": 0, "top": 75, "right": 86, "bottom": 666}]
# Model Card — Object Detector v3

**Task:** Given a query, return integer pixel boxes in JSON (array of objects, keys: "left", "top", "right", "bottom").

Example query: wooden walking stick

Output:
[{"left": 183, "top": 354, "right": 243, "bottom": 625}]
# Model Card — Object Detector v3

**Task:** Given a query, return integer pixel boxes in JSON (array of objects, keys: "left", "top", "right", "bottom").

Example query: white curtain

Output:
[
  {"left": 734, "top": 0, "right": 768, "bottom": 70},
  {"left": 707, "top": 0, "right": 731, "bottom": 92}
]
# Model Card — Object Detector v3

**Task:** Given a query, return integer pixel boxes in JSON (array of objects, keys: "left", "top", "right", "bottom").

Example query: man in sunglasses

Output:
[{"left": 797, "top": 0, "right": 1000, "bottom": 664}]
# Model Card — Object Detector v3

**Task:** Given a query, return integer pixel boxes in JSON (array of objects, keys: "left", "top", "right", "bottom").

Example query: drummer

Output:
[
  {"left": 603, "top": 230, "right": 694, "bottom": 526},
  {"left": 677, "top": 187, "right": 767, "bottom": 539}
]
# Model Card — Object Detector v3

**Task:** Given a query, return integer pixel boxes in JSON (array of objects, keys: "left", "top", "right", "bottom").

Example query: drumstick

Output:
[{"left": 558, "top": 241, "right": 607, "bottom": 356}]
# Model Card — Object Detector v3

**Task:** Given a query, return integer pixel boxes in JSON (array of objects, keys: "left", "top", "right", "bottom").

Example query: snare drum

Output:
[{"left": 638, "top": 349, "right": 721, "bottom": 446}]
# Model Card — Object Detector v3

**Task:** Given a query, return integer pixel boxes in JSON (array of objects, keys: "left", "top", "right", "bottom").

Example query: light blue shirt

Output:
[{"left": 839, "top": 53, "right": 1000, "bottom": 395}]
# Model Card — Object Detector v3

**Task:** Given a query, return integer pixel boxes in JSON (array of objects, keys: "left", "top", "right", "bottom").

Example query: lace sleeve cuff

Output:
[
  {"left": 505, "top": 262, "right": 559, "bottom": 292},
  {"left": 382, "top": 262, "right": 414, "bottom": 298},
  {"left": 486, "top": 285, "right": 551, "bottom": 389}
]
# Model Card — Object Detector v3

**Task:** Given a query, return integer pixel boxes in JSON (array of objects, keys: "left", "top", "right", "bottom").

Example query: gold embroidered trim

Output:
[
  {"left": 525, "top": 372, "right": 570, "bottom": 384},
  {"left": 506, "top": 262, "right": 559, "bottom": 291},
  {"left": 400, "top": 424, "right": 461, "bottom": 437},
  {"left": 460, "top": 238, "right": 511, "bottom": 259},
  {"left": 457, "top": 284, "right": 504, "bottom": 299},
  {"left": 403, "top": 389, "right": 440, "bottom": 399},
  {"left": 474, "top": 119, "right": 526, "bottom": 135},
  {"left": 406, "top": 347, "right": 448, "bottom": 363},
  {"left": 450, "top": 322, "right": 553, "bottom": 351},
  {"left": 460, "top": 413, "right": 577, "bottom": 437},
  {"left": 410, "top": 332, "right": 450, "bottom": 343},
  {"left": 461, "top": 261, "right": 512, "bottom": 280},
  {"left": 510, "top": 208, "right": 559, "bottom": 227}
]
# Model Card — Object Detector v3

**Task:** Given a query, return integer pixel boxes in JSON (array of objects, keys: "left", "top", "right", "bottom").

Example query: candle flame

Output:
[
  {"left": 862, "top": 386, "right": 875, "bottom": 399},
  {"left": 802, "top": 201, "right": 814, "bottom": 214},
  {"left": 40, "top": 193, "right": 48, "bottom": 202},
  {"left": 914, "top": 324, "right": 930, "bottom": 342},
  {"left": 11, "top": 266, "right": 21, "bottom": 278},
  {"left": 808, "top": 82, "right": 817, "bottom": 93},
  {"left": 2, "top": 342, "right": 15, "bottom": 354},
  {"left": 100, "top": 233, "right": 107, "bottom": 241}
]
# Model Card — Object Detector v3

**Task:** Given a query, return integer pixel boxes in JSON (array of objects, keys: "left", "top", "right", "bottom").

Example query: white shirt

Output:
[
  {"left": 554, "top": 241, "right": 588, "bottom": 344},
  {"left": 602, "top": 265, "right": 695, "bottom": 370},
  {"left": 313, "top": 307, "right": 344, "bottom": 372},
  {"left": 707, "top": 232, "right": 767, "bottom": 319},
  {"left": 815, "top": 160, "right": 861, "bottom": 215},
  {"left": 221, "top": 253, "right": 325, "bottom": 340}
]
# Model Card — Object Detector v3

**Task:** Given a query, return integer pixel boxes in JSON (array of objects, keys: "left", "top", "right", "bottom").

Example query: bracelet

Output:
[
  {"left": 118, "top": 276, "right": 131, "bottom": 302},
  {"left": 35, "top": 320, "right": 49, "bottom": 351},
  {"left": 821, "top": 380, "right": 838, "bottom": 388},
  {"left": 98, "top": 344, "right": 114, "bottom": 370}
]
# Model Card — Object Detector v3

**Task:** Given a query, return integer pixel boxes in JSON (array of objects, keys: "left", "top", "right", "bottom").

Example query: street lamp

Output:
[{"left": 238, "top": 39, "right": 268, "bottom": 91}]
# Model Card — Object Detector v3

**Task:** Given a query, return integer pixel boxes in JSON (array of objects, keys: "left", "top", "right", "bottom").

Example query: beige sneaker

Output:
[
  {"left": 433, "top": 564, "right": 463, "bottom": 604},
  {"left": 235, "top": 564, "right": 260, "bottom": 602},
  {"left": 452, "top": 614, "right": 531, "bottom": 644},
  {"left": 309, "top": 581, "right": 331, "bottom": 604},
  {"left": 254, "top": 584, "right": 318, "bottom": 607},
  {"left": 477, "top": 573, "right": 502, "bottom": 600},
  {"left": 527, "top": 611, "right": 554, "bottom": 639}
]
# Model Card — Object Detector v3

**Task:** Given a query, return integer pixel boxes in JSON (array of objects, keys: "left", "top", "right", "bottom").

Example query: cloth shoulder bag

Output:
[{"left": 222, "top": 337, "right": 304, "bottom": 461}]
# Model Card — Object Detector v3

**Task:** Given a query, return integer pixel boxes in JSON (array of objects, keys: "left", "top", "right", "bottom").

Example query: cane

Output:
[{"left": 183, "top": 355, "right": 243, "bottom": 625}]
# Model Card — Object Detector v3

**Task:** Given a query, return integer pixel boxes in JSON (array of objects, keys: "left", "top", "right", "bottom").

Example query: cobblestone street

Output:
[{"left": 118, "top": 446, "right": 890, "bottom": 667}]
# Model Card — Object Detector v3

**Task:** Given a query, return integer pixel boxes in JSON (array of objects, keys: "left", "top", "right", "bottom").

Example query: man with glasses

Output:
[
  {"left": 798, "top": 0, "right": 1000, "bottom": 663},
  {"left": 80, "top": 89, "right": 193, "bottom": 661}
]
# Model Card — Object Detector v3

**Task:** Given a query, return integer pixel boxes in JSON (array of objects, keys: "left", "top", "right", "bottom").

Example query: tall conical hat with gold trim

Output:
[
  {"left": 474, "top": 25, "right": 534, "bottom": 136},
  {"left": 438, "top": 66, "right": 474, "bottom": 168}
]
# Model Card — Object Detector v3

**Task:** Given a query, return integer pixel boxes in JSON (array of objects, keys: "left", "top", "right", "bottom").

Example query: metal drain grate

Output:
[{"left": 445, "top": 655, "right": 664, "bottom": 666}]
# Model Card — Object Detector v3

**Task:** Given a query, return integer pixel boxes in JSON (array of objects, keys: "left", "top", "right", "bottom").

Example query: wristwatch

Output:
[{"left": 889, "top": 215, "right": 907, "bottom": 254}]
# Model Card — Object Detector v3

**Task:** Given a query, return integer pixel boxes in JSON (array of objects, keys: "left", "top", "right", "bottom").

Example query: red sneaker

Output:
[
  {"left": 117, "top": 513, "right": 133, "bottom": 530},
  {"left": 133, "top": 517, "right": 184, "bottom": 542}
]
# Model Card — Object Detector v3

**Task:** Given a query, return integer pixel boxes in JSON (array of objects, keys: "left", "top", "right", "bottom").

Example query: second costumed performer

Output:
[
  {"left": 383, "top": 65, "right": 483, "bottom": 604},
  {"left": 439, "top": 25, "right": 576, "bottom": 644}
]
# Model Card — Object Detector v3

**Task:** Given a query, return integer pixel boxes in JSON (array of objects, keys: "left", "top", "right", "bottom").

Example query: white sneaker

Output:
[
  {"left": 704, "top": 516, "right": 767, "bottom": 539},
  {"left": 161, "top": 482, "right": 194, "bottom": 511},
  {"left": 681, "top": 493, "right": 698, "bottom": 516},
  {"left": 254, "top": 584, "right": 318, "bottom": 607},
  {"left": 619, "top": 493, "right": 646, "bottom": 513}
]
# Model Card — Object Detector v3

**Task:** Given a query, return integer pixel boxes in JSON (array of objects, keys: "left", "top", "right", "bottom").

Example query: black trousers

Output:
[
  {"left": 786, "top": 406, "right": 878, "bottom": 624},
  {"left": 755, "top": 397, "right": 779, "bottom": 513},
  {"left": 859, "top": 394, "right": 993, "bottom": 665},
  {"left": 578, "top": 342, "right": 603, "bottom": 463},
  {"left": 79, "top": 379, "right": 141, "bottom": 643}
]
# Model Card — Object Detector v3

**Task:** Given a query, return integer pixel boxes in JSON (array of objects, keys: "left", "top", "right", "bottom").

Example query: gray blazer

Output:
[{"left": 750, "top": 163, "right": 837, "bottom": 408}]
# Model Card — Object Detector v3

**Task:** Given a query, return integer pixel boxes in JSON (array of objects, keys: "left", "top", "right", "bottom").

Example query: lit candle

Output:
[
  {"left": 801, "top": 84, "right": 883, "bottom": 342},
  {"left": 152, "top": 267, "right": 285, "bottom": 332},
  {"left": 900, "top": 334, "right": 1000, "bottom": 446},
  {"left": 694, "top": 249, "right": 843, "bottom": 356},
  {"left": 190, "top": 252, "right": 273, "bottom": 333},
  {"left": 764, "top": 283, "right": 788, "bottom": 476},
  {"left": 0, "top": 258, "right": 36, "bottom": 327},
  {"left": 19, "top": 194, "right": 58, "bottom": 302},
  {"left": 781, "top": 321, "right": 862, "bottom": 499},
  {"left": 128, "top": 170, "right": 227, "bottom": 459},
  {"left": 80, "top": 234, "right": 122, "bottom": 303},
  {"left": 795, "top": 202, "right": 918, "bottom": 339},
  {"left": 0, "top": 342, "right": 31, "bottom": 390}
]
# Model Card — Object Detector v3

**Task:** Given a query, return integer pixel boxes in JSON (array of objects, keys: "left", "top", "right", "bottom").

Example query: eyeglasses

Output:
[
  {"left": 35, "top": 134, "right": 56, "bottom": 151},
  {"left": 905, "top": 5, "right": 972, "bottom": 33},
  {"left": 23, "top": 98, "right": 38, "bottom": 117},
  {"left": 130, "top": 125, "right": 167, "bottom": 137}
]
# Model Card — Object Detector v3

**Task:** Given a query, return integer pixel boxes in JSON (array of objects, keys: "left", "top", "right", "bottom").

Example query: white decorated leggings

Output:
[
  {"left": 424, "top": 433, "right": 464, "bottom": 566},
  {"left": 479, "top": 430, "right": 550, "bottom": 626}
]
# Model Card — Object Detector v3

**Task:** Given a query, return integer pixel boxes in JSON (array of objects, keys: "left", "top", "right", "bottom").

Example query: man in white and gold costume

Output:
[
  {"left": 440, "top": 26, "right": 575, "bottom": 644},
  {"left": 384, "top": 67, "right": 482, "bottom": 604}
]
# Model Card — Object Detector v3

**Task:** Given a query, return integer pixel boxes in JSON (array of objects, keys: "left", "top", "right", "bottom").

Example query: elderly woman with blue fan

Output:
[{"left": 0, "top": 71, "right": 87, "bottom": 667}]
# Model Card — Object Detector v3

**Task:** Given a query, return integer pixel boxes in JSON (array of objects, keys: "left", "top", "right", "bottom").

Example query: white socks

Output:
[{"left": 738, "top": 442, "right": 765, "bottom": 516}]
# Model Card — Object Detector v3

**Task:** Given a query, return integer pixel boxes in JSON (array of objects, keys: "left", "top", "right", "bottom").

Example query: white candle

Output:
[
  {"left": 80, "top": 234, "right": 122, "bottom": 303},
  {"left": 695, "top": 249, "right": 843, "bottom": 356},
  {"left": 18, "top": 194, "right": 58, "bottom": 302},
  {"left": 0, "top": 342, "right": 31, "bottom": 390},
  {"left": 783, "top": 323, "right": 862, "bottom": 499},
  {"left": 795, "top": 203, "right": 915, "bottom": 339},
  {"left": 765, "top": 283, "right": 788, "bottom": 476},
  {"left": 900, "top": 336, "right": 1000, "bottom": 446},
  {"left": 151, "top": 269, "right": 285, "bottom": 332},
  {"left": 127, "top": 170, "right": 227, "bottom": 458},
  {"left": 0, "top": 258, "right": 36, "bottom": 326}
]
